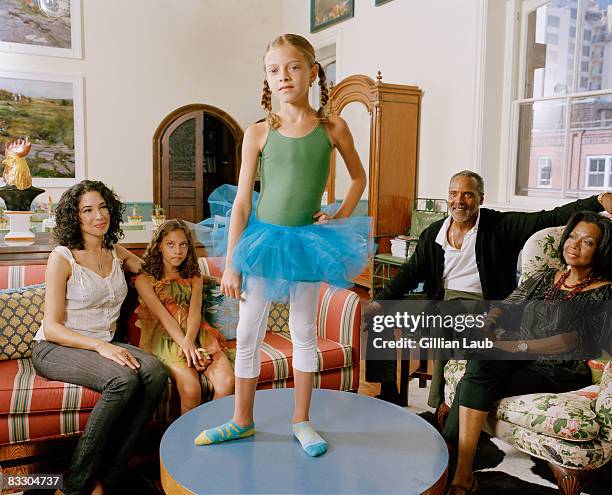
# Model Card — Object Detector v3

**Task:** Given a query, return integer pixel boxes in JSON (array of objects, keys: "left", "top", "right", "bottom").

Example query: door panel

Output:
[
  {"left": 167, "top": 205, "right": 197, "bottom": 222},
  {"left": 169, "top": 187, "right": 196, "bottom": 199},
  {"left": 155, "top": 106, "right": 242, "bottom": 224},
  {"left": 161, "top": 112, "right": 203, "bottom": 223}
]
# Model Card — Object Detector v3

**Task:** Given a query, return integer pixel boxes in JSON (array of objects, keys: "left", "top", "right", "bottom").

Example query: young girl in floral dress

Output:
[{"left": 135, "top": 219, "right": 234, "bottom": 414}]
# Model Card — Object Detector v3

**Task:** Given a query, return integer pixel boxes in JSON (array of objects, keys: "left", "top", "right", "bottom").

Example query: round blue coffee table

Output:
[{"left": 160, "top": 389, "right": 448, "bottom": 494}]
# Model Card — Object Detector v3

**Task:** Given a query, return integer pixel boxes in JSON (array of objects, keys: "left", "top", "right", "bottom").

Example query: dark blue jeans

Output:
[{"left": 31, "top": 340, "right": 168, "bottom": 495}]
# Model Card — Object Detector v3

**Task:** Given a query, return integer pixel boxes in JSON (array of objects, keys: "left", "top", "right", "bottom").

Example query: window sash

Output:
[
  {"left": 509, "top": 0, "right": 612, "bottom": 203},
  {"left": 584, "top": 156, "right": 612, "bottom": 189}
]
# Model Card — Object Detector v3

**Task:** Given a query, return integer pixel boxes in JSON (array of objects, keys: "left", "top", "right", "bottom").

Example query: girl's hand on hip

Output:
[
  {"left": 180, "top": 338, "right": 204, "bottom": 368},
  {"left": 313, "top": 211, "right": 330, "bottom": 224},
  {"left": 221, "top": 268, "right": 243, "bottom": 299},
  {"left": 96, "top": 342, "right": 140, "bottom": 370}
]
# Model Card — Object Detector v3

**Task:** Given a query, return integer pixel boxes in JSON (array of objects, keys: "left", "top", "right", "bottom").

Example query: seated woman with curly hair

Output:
[
  {"left": 444, "top": 211, "right": 612, "bottom": 495},
  {"left": 31, "top": 180, "right": 168, "bottom": 495}
]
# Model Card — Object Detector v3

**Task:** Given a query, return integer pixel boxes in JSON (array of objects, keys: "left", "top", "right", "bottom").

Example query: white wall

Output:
[
  {"left": 1, "top": 0, "right": 512, "bottom": 204},
  {"left": 281, "top": 0, "right": 487, "bottom": 199},
  {"left": 0, "top": 0, "right": 283, "bottom": 202}
]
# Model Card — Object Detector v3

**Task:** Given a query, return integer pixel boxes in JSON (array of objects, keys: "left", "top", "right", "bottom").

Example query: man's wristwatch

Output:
[
  {"left": 598, "top": 191, "right": 610, "bottom": 204},
  {"left": 517, "top": 340, "right": 529, "bottom": 352}
]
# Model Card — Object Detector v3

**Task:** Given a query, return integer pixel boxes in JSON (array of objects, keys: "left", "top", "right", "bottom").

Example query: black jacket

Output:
[{"left": 379, "top": 196, "right": 603, "bottom": 301}]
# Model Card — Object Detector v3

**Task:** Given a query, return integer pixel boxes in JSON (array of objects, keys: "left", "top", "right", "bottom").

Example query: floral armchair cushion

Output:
[
  {"left": 501, "top": 423, "right": 612, "bottom": 470},
  {"left": 491, "top": 389, "right": 600, "bottom": 441},
  {"left": 443, "top": 360, "right": 606, "bottom": 442},
  {"left": 519, "top": 226, "right": 565, "bottom": 284},
  {"left": 443, "top": 359, "right": 467, "bottom": 407}
]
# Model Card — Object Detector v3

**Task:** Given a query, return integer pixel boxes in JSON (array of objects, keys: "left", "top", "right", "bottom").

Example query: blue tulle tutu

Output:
[{"left": 196, "top": 185, "right": 373, "bottom": 301}]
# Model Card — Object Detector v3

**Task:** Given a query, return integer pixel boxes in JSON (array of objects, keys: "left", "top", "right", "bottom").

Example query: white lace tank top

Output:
[{"left": 35, "top": 245, "right": 129, "bottom": 342}]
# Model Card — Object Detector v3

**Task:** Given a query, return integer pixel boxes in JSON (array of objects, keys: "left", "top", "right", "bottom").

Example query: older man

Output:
[{"left": 366, "top": 170, "right": 612, "bottom": 407}]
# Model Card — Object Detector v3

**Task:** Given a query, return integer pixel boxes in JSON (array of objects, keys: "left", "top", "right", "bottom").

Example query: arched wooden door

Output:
[{"left": 153, "top": 104, "right": 243, "bottom": 223}]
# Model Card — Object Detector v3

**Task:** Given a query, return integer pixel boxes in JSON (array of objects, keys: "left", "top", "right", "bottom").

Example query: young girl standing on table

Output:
[
  {"left": 194, "top": 34, "right": 370, "bottom": 457},
  {"left": 135, "top": 219, "right": 234, "bottom": 414}
]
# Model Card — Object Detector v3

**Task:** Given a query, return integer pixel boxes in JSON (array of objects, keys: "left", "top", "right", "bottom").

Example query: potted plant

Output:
[{"left": 151, "top": 204, "right": 166, "bottom": 228}]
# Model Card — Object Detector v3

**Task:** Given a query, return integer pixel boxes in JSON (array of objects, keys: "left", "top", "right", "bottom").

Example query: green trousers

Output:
[{"left": 427, "top": 290, "right": 485, "bottom": 409}]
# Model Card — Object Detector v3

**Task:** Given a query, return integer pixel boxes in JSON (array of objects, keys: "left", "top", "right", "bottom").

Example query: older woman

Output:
[
  {"left": 31, "top": 180, "right": 168, "bottom": 495},
  {"left": 444, "top": 211, "right": 612, "bottom": 495}
]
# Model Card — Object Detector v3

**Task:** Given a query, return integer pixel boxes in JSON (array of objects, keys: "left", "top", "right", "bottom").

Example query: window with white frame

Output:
[
  {"left": 585, "top": 156, "right": 612, "bottom": 189},
  {"left": 513, "top": 0, "right": 612, "bottom": 200},
  {"left": 538, "top": 157, "right": 553, "bottom": 187}
]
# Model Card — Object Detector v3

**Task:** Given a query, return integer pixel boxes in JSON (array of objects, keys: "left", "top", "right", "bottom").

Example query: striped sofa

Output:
[{"left": 0, "top": 258, "right": 361, "bottom": 474}]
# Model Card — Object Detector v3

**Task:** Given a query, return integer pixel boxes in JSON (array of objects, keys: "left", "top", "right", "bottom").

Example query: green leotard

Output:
[{"left": 256, "top": 125, "right": 331, "bottom": 227}]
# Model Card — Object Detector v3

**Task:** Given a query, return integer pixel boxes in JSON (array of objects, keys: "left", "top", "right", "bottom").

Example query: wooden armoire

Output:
[
  {"left": 153, "top": 104, "right": 243, "bottom": 223},
  {"left": 327, "top": 73, "right": 422, "bottom": 253}
]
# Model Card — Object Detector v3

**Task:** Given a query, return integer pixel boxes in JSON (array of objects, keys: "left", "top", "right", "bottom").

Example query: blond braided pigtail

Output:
[
  {"left": 261, "top": 80, "right": 280, "bottom": 129},
  {"left": 316, "top": 63, "right": 329, "bottom": 124}
]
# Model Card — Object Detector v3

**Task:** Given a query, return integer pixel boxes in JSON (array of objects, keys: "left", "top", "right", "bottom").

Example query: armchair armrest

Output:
[
  {"left": 317, "top": 284, "right": 361, "bottom": 353},
  {"left": 595, "top": 360, "right": 612, "bottom": 442}
]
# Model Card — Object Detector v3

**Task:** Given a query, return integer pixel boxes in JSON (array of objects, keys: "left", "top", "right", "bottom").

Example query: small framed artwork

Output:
[
  {"left": 375, "top": 0, "right": 394, "bottom": 5},
  {"left": 310, "top": 0, "right": 355, "bottom": 33},
  {"left": 0, "top": 71, "right": 85, "bottom": 187},
  {"left": 0, "top": 0, "right": 82, "bottom": 59}
]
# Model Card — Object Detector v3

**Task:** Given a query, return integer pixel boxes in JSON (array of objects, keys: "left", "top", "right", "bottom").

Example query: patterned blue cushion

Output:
[{"left": 203, "top": 284, "right": 239, "bottom": 340}]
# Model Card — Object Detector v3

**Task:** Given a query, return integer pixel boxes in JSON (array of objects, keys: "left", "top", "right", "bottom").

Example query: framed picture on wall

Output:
[
  {"left": 0, "top": 71, "right": 85, "bottom": 187},
  {"left": 310, "top": 0, "right": 354, "bottom": 33},
  {"left": 375, "top": 0, "right": 394, "bottom": 5},
  {"left": 0, "top": 0, "right": 82, "bottom": 58}
]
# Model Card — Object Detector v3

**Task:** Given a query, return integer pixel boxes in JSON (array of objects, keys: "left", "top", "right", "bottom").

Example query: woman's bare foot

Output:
[{"left": 447, "top": 472, "right": 478, "bottom": 494}]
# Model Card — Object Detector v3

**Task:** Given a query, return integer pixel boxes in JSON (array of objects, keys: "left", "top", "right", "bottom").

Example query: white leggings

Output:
[{"left": 234, "top": 277, "right": 321, "bottom": 379}]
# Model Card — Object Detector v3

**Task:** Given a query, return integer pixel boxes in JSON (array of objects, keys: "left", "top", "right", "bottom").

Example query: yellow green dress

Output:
[{"left": 135, "top": 274, "right": 228, "bottom": 369}]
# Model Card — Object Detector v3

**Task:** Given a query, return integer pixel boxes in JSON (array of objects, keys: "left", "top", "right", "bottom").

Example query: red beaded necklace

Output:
[{"left": 543, "top": 269, "right": 600, "bottom": 302}]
